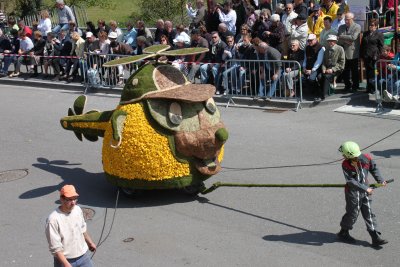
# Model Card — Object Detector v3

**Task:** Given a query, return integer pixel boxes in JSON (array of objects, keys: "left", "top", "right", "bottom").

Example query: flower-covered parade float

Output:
[{"left": 60, "top": 45, "right": 229, "bottom": 196}]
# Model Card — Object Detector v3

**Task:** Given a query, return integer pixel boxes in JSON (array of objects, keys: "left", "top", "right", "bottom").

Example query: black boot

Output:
[
  {"left": 337, "top": 229, "right": 356, "bottom": 243},
  {"left": 369, "top": 231, "right": 388, "bottom": 247}
]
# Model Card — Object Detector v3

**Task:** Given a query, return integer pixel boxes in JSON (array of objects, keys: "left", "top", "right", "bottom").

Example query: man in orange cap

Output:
[{"left": 45, "top": 185, "right": 96, "bottom": 267}]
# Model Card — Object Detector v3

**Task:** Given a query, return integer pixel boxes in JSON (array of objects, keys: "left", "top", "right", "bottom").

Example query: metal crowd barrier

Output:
[
  {"left": 83, "top": 52, "right": 140, "bottom": 93},
  {"left": 374, "top": 59, "right": 400, "bottom": 111},
  {"left": 221, "top": 59, "right": 303, "bottom": 111}
]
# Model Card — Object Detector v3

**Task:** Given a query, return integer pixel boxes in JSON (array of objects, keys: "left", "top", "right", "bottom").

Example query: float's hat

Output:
[{"left": 60, "top": 184, "right": 79, "bottom": 197}]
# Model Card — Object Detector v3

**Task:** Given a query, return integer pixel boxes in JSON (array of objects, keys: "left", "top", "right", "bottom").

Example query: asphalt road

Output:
[{"left": 0, "top": 84, "right": 399, "bottom": 267}]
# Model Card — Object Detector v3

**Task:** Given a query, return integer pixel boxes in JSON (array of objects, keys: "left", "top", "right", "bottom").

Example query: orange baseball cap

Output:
[{"left": 60, "top": 184, "right": 79, "bottom": 198}]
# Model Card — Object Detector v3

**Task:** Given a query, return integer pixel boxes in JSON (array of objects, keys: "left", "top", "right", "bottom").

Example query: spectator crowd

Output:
[{"left": 0, "top": 0, "right": 399, "bottom": 102}]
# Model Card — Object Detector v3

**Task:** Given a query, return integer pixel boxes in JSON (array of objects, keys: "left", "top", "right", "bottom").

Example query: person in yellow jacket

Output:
[
  {"left": 321, "top": 0, "right": 339, "bottom": 20},
  {"left": 307, "top": 5, "right": 325, "bottom": 40}
]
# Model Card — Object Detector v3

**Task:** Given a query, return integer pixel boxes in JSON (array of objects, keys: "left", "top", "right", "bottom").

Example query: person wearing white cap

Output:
[
  {"left": 303, "top": 33, "right": 325, "bottom": 97},
  {"left": 316, "top": 34, "right": 345, "bottom": 101}
]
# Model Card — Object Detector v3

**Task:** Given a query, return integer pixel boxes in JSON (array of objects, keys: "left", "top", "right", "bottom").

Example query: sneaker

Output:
[
  {"left": 117, "top": 79, "right": 124, "bottom": 86},
  {"left": 51, "top": 75, "right": 60, "bottom": 81},
  {"left": 383, "top": 90, "right": 392, "bottom": 102},
  {"left": 393, "top": 95, "right": 399, "bottom": 102},
  {"left": 28, "top": 68, "right": 35, "bottom": 74},
  {"left": 9, "top": 72, "right": 20, "bottom": 78},
  {"left": 337, "top": 229, "right": 356, "bottom": 243}
]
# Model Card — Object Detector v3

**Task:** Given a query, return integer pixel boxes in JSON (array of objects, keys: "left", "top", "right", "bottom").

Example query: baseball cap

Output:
[
  {"left": 173, "top": 35, "right": 186, "bottom": 44},
  {"left": 307, "top": 34, "right": 317, "bottom": 40},
  {"left": 312, "top": 5, "right": 320, "bottom": 11},
  {"left": 108, "top": 31, "right": 118, "bottom": 39},
  {"left": 86, "top": 31, "right": 93, "bottom": 38},
  {"left": 60, "top": 184, "right": 79, "bottom": 198},
  {"left": 327, "top": 34, "right": 338, "bottom": 41}
]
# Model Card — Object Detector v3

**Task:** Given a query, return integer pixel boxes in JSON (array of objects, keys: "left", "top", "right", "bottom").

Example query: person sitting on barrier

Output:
[
  {"left": 221, "top": 35, "right": 241, "bottom": 95},
  {"left": 290, "top": 13, "right": 309, "bottom": 51},
  {"left": 8, "top": 31, "right": 34, "bottom": 78},
  {"left": 262, "top": 14, "right": 285, "bottom": 54},
  {"left": 283, "top": 39, "right": 304, "bottom": 98},
  {"left": 186, "top": 29, "right": 209, "bottom": 83},
  {"left": 123, "top": 21, "right": 137, "bottom": 51},
  {"left": 317, "top": 34, "right": 345, "bottom": 101},
  {"left": 361, "top": 19, "right": 384, "bottom": 94},
  {"left": 52, "top": 0, "right": 76, "bottom": 34},
  {"left": 64, "top": 31, "right": 85, "bottom": 82},
  {"left": 253, "top": 40, "right": 282, "bottom": 100},
  {"left": 84, "top": 32, "right": 100, "bottom": 71},
  {"left": 110, "top": 33, "right": 134, "bottom": 86},
  {"left": 0, "top": 29, "right": 13, "bottom": 77},
  {"left": 54, "top": 29, "right": 72, "bottom": 78},
  {"left": 303, "top": 34, "right": 325, "bottom": 96},
  {"left": 200, "top": 31, "right": 227, "bottom": 93},
  {"left": 29, "top": 31, "right": 46, "bottom": 78},
  {"left": 135, "top": 35, "right": 151, "bottom": 55},
  {"left": 377, "top": 45, "right": 394, "bottom": 101},
  {"left": 383, "top": 42, "right": 400, "bottom": 102},
  {"left": 0, "top": 29, "right": 19, "bottom": 77},
  {"left": 43, "top": 32, "right": 57, "bottom": 79}
]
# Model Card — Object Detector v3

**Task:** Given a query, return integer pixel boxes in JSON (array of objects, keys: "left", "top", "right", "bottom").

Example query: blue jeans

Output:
[
  {"left": 258, "top": 70, "right": 281, "bottom": 97},
  {"left": 200, "top": 63, "right": 220, "bottom": 87},
  {"left": 1, "top": 55, "right": 15, "bottom": 73},
  {"left": 222, "top": 64, "right": 245, "bottom": 93},
  {"left": 54, "top": 251, "right": 93, "bottom": 267},
  {"left": 52, "top": 23, "right": 69, "bottom": 34}
]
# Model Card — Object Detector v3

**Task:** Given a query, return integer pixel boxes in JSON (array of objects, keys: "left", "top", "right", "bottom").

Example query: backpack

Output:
[{"left": 87, "top": 68, "right": 100, "bottom": 87}]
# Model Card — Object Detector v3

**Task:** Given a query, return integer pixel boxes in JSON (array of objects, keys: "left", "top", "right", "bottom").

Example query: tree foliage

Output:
[{"left": 131, "top": 0, "right": 189, "bottom": 26}]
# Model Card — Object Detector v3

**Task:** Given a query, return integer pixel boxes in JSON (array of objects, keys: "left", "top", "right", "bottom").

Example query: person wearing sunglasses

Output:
[{"left": 45, "top": 185, "right": 96, "bottom": 267}]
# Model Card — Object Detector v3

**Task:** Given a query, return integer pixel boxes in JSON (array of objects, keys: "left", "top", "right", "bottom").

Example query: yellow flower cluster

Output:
[
  {"left": 102, "top": 103, "right": 191, "bottom": 181},
  {"left": 71, "top": 122, "right": 109, "bottom": 131}
]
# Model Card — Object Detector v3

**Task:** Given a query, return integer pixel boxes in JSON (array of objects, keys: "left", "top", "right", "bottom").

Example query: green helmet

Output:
[{"left": 338, "top": 141, "right": 361, "bottom": 159}]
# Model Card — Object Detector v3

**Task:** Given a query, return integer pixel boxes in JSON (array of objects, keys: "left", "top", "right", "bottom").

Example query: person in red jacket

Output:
[{"left": 337, "top": 141, "right": 388, "bottom": 247}]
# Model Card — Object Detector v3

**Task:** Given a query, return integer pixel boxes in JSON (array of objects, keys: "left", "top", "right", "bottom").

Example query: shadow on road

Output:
[
  {"left": 263, "top": 231, "right": 372, "bottom": 248},
  {"left": 370, "top": 149, "right": 400, "bottom": 158},
  {"left": 20, "top": 157, "right": 206, "bottom": 208}
]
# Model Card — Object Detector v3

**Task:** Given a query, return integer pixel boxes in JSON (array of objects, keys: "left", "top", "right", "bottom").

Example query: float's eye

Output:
[
  {"left": 131, "top": 78, "right": 138, "bottom": 86},
  {"left": 168, "top": 102, "right": 183, "bottom": 125},
  {"left": 205, "top": 98, "right": 216, "bottom": 114}
]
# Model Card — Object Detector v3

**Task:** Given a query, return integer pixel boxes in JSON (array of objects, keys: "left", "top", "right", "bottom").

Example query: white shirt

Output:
[
  {"left": 282, "top": 11, "right": 298, "bottom": 35},
  {"left": 45, "top": 205, "right": 88, "bottom": 259},
  {"left": 290, "top": 23, "right": 309, "bottom": 50},
  {"left": 38, "top": 18, "right": 52, "bottom": 37},
  {"left": 218, "top": 9, "right": 237, "bottom": 35}
]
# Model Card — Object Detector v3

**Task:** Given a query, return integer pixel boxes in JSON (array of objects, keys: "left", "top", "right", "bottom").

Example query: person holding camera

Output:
[{"left": 216, "top": 0, "right": 237, "bottom": 35}]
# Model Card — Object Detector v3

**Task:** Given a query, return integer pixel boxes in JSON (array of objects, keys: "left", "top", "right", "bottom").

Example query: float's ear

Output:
[
  {"left": 103, "top": 54, "right": 155, "bottom": 67},
  {"left": 158, "top": 47, "right": 209, "bottom": 57}
]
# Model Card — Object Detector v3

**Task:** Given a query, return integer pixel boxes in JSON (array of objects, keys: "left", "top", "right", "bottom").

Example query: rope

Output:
[
  {"left": 91, "top": 188, "right": 120, "bottom": 260},
  {"left": 200, "top": 179, "right": 395, "bottom": 195},
  {"left": 223, "top": 128, "right": 400, "bottom": 171}
]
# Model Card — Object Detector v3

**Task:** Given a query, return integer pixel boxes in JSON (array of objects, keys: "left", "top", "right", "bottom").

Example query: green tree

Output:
[{"left": 132, "top": 0, "right": 189, "bottom": 26}]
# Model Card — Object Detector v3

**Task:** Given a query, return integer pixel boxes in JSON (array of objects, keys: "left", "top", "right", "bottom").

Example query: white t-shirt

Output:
[{"left": 45, "top": 205, "right": 88, "bottom": 259}]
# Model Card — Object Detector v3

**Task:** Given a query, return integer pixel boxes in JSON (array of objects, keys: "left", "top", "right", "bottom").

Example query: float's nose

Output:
[{"left": 215, "top": 128, "right": 229, "bottom": 143}]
